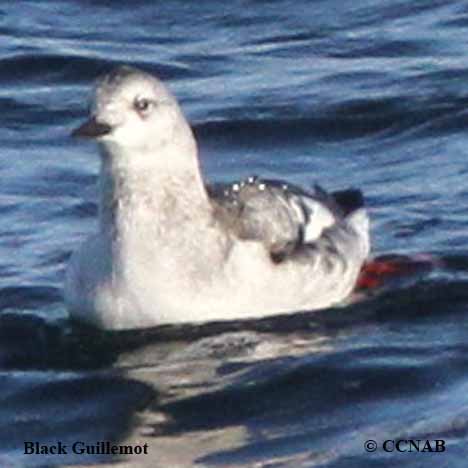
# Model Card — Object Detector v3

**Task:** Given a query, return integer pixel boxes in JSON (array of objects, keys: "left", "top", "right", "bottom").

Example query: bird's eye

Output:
[{"left": 134, "top": 97, "right": 153, "bottom": 113}]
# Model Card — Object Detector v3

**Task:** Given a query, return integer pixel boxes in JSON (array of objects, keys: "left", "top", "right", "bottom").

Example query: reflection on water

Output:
[{"left": 4, "top": 270, "right": 468, "bottom": 466}]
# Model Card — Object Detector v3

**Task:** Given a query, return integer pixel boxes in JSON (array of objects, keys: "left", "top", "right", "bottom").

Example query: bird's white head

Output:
[{"left": 72, "top": 66, "right": 195, "bottom": 159}]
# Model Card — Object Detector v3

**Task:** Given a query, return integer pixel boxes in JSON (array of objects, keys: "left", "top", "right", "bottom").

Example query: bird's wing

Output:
[{"left": 207, "top": 176, "right": 367, "bottom": 262}]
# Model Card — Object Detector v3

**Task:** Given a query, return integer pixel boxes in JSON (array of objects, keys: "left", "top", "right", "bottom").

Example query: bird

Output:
[{"left": 65, "top": 65, "right": 370, "bottom": 330}]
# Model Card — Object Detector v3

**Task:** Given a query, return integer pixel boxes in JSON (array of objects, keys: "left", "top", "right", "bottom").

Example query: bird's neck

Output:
[{"left": 98, "top": 141, "right": 212, "bottom": 234}]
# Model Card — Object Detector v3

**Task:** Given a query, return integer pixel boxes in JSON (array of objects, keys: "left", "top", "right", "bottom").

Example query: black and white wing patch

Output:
[{"left": 208, "top": 176, "right": 365, "bottom": 262}]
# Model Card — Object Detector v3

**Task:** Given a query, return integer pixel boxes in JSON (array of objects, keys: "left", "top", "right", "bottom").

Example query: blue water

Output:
[{"left": 2, "top": 1, "right": 468, "bottom": 466}]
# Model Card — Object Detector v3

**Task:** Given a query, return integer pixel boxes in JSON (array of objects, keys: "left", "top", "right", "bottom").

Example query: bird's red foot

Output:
[{"left": 356, "top": 254, "right": 435, "bottom": 290}]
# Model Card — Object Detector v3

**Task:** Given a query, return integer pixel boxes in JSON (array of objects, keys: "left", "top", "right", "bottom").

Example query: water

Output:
[{"left": 2, "top": 0, "right": 468, "bottom": 466}]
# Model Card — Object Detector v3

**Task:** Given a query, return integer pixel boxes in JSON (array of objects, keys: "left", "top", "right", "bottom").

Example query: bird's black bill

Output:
[{"left": 71, "top": 117, "right": 112, "bottom": 138}]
